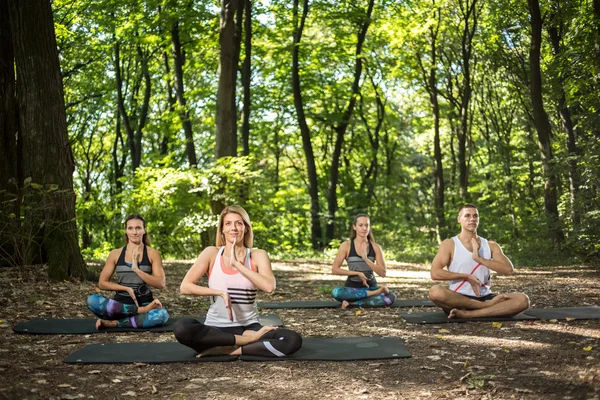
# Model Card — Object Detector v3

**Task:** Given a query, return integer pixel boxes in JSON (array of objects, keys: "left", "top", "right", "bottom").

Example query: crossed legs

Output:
[{"left": 428, "top": 285, "right": 529, "bottom": 318}]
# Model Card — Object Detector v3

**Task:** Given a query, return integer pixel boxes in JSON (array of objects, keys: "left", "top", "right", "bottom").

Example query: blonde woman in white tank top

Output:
[
  {"left": 428, "top": 204, "right": 530, "bottom": 319},
  {"left": 174, "top": 206, "right": 302, "bottom": 358}
]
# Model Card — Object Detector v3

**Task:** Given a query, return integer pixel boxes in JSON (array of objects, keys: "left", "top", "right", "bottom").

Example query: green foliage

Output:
[{"left": 52, "top": 0, "right": 600, "bottom": 266}]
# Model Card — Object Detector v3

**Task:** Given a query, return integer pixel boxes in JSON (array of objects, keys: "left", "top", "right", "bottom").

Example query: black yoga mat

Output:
[
  {"left": 64, "top": 342, "right": 237, "bottom": 364},
  {"left": 524, "top": 306, "right": 600, "bottom": 320},
  {"left": 64, "top": 337, "right": 411, "bottom": 364},
  {"left": 257, "top": 299, "right": 435, "bottom": 309},
  {"left": 13, "top": 314, "right": 284, "bottom": 335},
  {"left": 401, "top": 311, "right": 536, "bottom": 324},
  {"left": 240, "top": 337, "right": 411, "bottom": 361}
]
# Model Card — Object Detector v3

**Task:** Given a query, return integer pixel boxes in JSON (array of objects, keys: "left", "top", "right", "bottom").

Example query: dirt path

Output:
[{"left": 0, "top": 261, "right": 599, "bottom": 399}]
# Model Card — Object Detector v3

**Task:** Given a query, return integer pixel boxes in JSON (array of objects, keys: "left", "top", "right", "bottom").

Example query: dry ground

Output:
[{"left": 0, "top": 260, "right": 599, "bottom": 400}]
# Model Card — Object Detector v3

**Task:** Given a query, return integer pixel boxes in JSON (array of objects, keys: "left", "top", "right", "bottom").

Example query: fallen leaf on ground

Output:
[
  {"left": 492, "top": 322, "right": 503, "bottom": 328},
  {"left": 565, "top": 317, "right": 576, "bottom": 321},
  {"left": 583, "top": 346, "right": 593, "bottom": 351},
  {"left": 438, "top": 329, "right": 450, "bottom": 334}
]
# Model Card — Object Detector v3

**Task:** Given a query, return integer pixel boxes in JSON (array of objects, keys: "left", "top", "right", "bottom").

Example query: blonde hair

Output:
[{"left": 216, "top": 205, "right": 254, "bottom": 248}]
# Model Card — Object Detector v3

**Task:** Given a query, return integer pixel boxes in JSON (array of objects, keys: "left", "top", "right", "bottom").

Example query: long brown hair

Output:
[
  {"left": 216, "top": 205, "right": 253, "bottom": 248},
  {"left": 123, "top": 214, "right": 150, "bottom": 245},
  {"left": 349, "top": 213, "right": 375, "bottom": 242}
]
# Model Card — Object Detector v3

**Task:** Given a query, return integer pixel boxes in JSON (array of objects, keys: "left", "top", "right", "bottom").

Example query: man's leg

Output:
[
  {"left": 428, "top": 285, "right": 494, "bottom": 311},
  {"left": 449, "top": 292, "right": 530, "bottom": 318}
]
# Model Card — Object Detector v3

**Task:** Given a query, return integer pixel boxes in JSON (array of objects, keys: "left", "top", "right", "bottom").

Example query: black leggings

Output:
[{"left": 173, "top": 318, "right": 302, "bottom": 357}]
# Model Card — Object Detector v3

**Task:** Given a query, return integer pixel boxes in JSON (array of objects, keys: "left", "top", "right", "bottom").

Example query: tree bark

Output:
[
  {"left": 0, "top": 0, "right": 22, "bottom": 267},
  {"left": 528, "top": 0, "right": 564, "bottom": 242},
  {"left": 292, "top": 0, "right": 323, "bottom": 249},
  {"left": 417, "top": 4, "right": 445, "bottom": 242},
  {"left": 325, "top": 0, "right": 374, "bottom": 244},
  {"left": 241, "top": 0, "right": 252, "bottom": 156},
  {"left": 548, "top": 15, "right": 580, "bottom": 229},
  {"left": 172, "top": 21, "right": 198, "bottom": 166},
  {"left": 215, "top": 0, "right": 241, "bottom": 158},
  {"left": 7, "top": 0, "right": 87, "bottom": 279}
]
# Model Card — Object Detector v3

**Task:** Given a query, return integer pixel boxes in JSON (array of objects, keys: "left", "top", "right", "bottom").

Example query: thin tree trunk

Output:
[
  {"left": 325, "top": 0, "right": 374, "bottom": 244},
  {"left": 548, "top": 16, "right": 580, "bottom": 229},
  {"left": 241, "top": 0, "right": 252, "bottom": 156},
  {"left": 8, "top": 0, "right": 87, "bottom": 279},
  {"left": 161, "top": 50, "right": 176, "bottom": 155},
  {"left": 528, "top": 0, "right": 563, "bottom": 242},
  {"left": 417, "top": 4, "right": 445, "bottom": 242},
  {"left": 292, "top": 0, "right": 322, "bottom": 249},
  {"left": 171, "top": 21, "right": 198, "bottom": 166}
]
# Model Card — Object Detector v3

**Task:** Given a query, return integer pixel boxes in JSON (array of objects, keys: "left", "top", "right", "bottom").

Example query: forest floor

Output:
[{"left": 0, "top": 260, "right": 599, "bottom": 400}]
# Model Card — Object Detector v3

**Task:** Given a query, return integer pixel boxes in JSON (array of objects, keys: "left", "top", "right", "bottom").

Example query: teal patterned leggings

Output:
[
  {"left": 86, "top": 294, "right": 169, "bottom": 328},
  {"left": 331, "top": 287, "right": 397, "bottom": 307}
]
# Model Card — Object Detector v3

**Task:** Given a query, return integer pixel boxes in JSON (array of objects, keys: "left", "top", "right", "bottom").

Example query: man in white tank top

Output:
[{"left": 428, "top": 204, "right": 530, "bottom": 319}]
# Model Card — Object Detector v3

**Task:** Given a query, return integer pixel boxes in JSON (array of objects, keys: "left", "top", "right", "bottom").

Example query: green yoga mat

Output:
[
  {"left": 63, "top": 337, "right": 411, "bottom": 364},
  {"left": 257, "top": 299, "right": 435, "bottom": 309},
  {"left": 12, "top": 314, "right": 284, "bottom": 335},
  {"left": 401, "top": 311, "right": 536, "bottom": 324}
]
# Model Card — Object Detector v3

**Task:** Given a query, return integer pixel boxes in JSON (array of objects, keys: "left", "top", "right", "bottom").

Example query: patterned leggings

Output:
[
  {"left": 331, "top": 287, "right": 397, "bottom": 307},
  {"left": 86, "top": 293, "right": 169, "bottom": 328}
]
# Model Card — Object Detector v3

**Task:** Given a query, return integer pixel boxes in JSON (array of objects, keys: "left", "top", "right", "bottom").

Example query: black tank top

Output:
[
  {"left": 113, "top": 245, "right": 154, "bottom": 305},
  {"left": 345, "top": 239, "right": 377, "bottom": 288}
]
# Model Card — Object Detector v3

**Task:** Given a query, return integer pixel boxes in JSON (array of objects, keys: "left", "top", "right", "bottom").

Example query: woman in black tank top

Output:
[
  {"left": 330, "top": 214, "right": 397, "bottom": 308},
  {"left": 86, "top": 214, "right": 169, "bottom": 330}
]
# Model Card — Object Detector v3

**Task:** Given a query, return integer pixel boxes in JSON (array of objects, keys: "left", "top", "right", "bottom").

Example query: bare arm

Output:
[
  {"left": 180, "top": 247, "right": 225, "bottom": 297},
  {"left": 230, "top": 248, "right": 276, "bottom": 294},
  {"left": 97, "top": 249, "right": 140, "bottom": 306},
  {"left": 131, "top": 247, "right": 166, "bottom": 289},
  {"left": 331, "top": 241, "right": 368, "bottom": 287},
  {"left": 472, "top": 240, "right": 514, "bottom": 275},
  {"left": 362, "top": 242, "right": 386, "bottom": 277},
  {"left": 430, "top": 239, "right": 483, "bottom": 297}
]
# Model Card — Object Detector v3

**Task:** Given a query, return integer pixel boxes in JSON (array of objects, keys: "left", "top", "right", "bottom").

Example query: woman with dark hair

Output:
[
  {"left": 331, "top": 214, "right": 396, "bottom": 308},
  {"left": 86, "top": 214, "right": 169, "bottom": 329},
  {"left": 173, "top": 205, "right": 302, "bottom": 358}
]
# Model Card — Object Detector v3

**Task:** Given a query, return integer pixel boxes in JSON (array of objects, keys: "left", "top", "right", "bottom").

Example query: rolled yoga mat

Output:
[
  {"left": 257, "top": 299, "right": 435, "bottom": 309},
  {"left": 63, "top": 337, "right": 411, "bottom": 364},
  {"left": 12, "top": 314, "right": 284, "bottom": 335}
]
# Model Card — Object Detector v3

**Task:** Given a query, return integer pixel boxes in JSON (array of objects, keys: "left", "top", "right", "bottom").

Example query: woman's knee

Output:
[
  {"left": 275, "top": 329, "right": 303, "bottom": 355},
  {"left": 149, "top": 308, "right": 169, "bottom": 325},
  {"left": 86, "top": 293, "right": 104, "bottom": 315},
  {"left": 173, "top": 318, "right": 199, "bottom": 342}
]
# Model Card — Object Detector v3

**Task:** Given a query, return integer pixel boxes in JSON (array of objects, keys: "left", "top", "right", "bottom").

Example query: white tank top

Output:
[
  {"left": 204, "top": 247, "right": 259, "bottom": 327},
  {"left": 448, "top": 236, "right": 492, "bottom": 297}
]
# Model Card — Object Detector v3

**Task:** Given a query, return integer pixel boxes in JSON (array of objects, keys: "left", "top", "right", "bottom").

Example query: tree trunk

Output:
[
  {"left": 172, "top": 21, "right": 198, "bottom": 166},
  {"left": 161, "top": 50, "right": 176, "bottom": 155},
  {"left": 215, "top": 0, "right": 241, "bottom": 158},
  {"left": 528, "top": 0, "right": 564, "bottom": 242},
  {"left": 325, "top": 0, "right": 374, "bottom": 244},
  {"left": 548, "top": 15, "right": 580, "bottom": 229},
  {"left": 8, "top": 0, "right": 87, "bottom": 279},
  {"left": 417, "top": 5, "right": 445, "bottom": 242},
  {"left": 292, "top": 0, "right": 322, "bottom": 249},
  {"left": 241, "top": 0, "right": 252, "bottom": 156},
  {"left": 0, "top": 0, "right": 22, "bottom": 267}
]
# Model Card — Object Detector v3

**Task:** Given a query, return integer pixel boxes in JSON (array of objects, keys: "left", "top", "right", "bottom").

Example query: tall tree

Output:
[
  {"left": 528, "top": 0, "right": 563, "bottom": 242},
  {"left": 241, "top": 0, "right": 252, "bottom": 156},
  {"left": 416, "top": 4, "right": 445, "bottom": 241},
  {"left": 7, "top": 0, "right": 87, "bottom": 279},
  {"left": 171, "top": 19, "right": 198, "bottom": 166},
  {"left": 324, "top": 0, "right": 375, "bottom": 244},
  {"left": 0, "top": 0, "right": 21, "bottom": 267},
  {"left": 215, "top": 0, "right": 242, "bottom": 158},
  {"left": 292, "top": 0, "right": 323, "bottom": 249}
]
